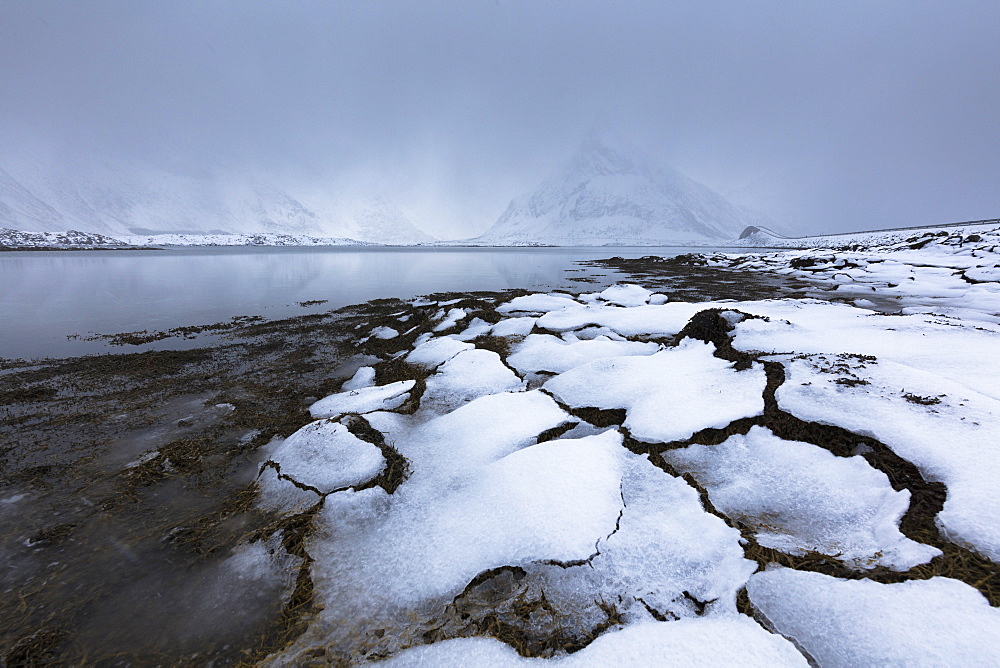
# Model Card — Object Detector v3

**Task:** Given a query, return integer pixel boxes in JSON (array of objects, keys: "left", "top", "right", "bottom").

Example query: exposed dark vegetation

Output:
[
  {"left": 0, "top": 287, "right": 537, "bottom": 665},
  {"left": 0, "top": 297, "right": 431, "bottom": 665},
  {"left": 424, "top": 566, "right": 627, "bottom": 659},
  {"left": 71, "top": 314, "right": 266, "bottom": 346},
  {"left": 579, "top": 254, "right": 804, "bottom": 302}
]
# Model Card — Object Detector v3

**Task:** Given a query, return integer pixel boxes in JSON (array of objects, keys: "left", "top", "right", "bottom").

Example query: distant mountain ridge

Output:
[
  {"left": 471, "top": 130, "right": 772, "bottom": 245},
  {"left": 0, "top": 154, "right": 435, "bottom": 245},
  {"left": 0, "top": 227, "right": 134, "bottom": 249},
  {"left": 1, "top": 132, "right": 788, "bottom": 247},
  {"left": 0, "top": 227, "right": 382, "bottom": 249}
]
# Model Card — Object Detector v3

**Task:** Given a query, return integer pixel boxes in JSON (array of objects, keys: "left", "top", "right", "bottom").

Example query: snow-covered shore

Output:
[
  {"left": 118, "top": 232, "right": 379, "bottom": 247},
  {"left": 0, "top": 227, "right": 382, "bottom": 248},
  {"left": 0, "top": 227, "right": 141, "bottom": 249},
  {"left": 732, "top": 220, "right": 1000, "bottom": 251},
  {"left": 241, "top": 229, "right": 1000, "bottom": 665}
]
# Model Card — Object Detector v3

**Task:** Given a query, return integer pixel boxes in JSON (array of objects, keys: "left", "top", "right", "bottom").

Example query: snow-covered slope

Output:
[
  {"left": 733, "top": 221, "right": 1000, "bottom": 251},
  {"left": 0, "top": 227, "right": 133, "bottom": 249},
  {"left": 0, "top": 152, "right": 435, "bottom": 244},
  {"left": 119, "top": 232, "right": 377, "bottom": 247},
  {"left": 471, "top": 130, "right": 767, "bottom": 246},
  {"left": 0, "top": 227, "right": 383, "bottom": 249}
]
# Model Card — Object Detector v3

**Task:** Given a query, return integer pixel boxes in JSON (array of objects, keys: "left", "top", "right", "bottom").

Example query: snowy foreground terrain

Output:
[{"left": 238, "top": 225, "right": 1000, "bottom": 665}]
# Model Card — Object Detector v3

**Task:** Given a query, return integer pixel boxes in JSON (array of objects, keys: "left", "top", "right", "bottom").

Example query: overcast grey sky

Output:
[{"left": 1, "top": 0, "right": 998, "bottom": 237}]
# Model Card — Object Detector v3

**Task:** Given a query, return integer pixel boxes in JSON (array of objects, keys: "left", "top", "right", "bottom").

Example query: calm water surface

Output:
[{"left": 1, "top": 246, "right": 725, "bottom": 359}]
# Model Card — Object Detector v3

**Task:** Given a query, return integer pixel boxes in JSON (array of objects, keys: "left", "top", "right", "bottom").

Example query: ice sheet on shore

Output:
[
  {"left": 258, "top": 247, "right": 1000, "bottom": 662},
  {"left": 497, "top": 293, "right": 581, "bottom": 313},
  {"left": 266, "top": 419, "right": 385, "bottom": 493},
  {"left": 280, "top": 385, "right": 757, "bottom": 661},
  {"left": 489, "top": 315, "right": 538, "bottom": 337},
  {"left": 299, "top": 431, "right": 627, "bottom": 651},
  {"left": 384, "top": 617, "right": 806, "bottom": 666},
  {"left": 370, "top": 326, "right": 399, "bottom": 339},
  {"left": 433, "top": 307, "right": 468, "bottom": 332},
  {"left": 775, "top": 354, "right": 1000, "bottom": 561},
  {"left": 404, "top": 336, "right": 474, "bottom": 368},
  {"left": 342, "top": 366, "right": 376, "bottom": 390},
  {"left": 422, "top": 348, "right": 524, "bottom": 411},
  {"left": 507, "top": 333, "right": 659, "bottom": 375},
  {"left": 598, "top": 283, "right": 653, "bottom": 307},
  {"left": 256, "top": 465, "right": 320, "bottom": 514},
  {"left": 581, "top": 446, "right": 755, "bottom": 617},
  {"left": 748, "top": 568, "right": 1000, "bottom": 667},
  {"left": 367, "top": 389, "right": 571, "bottom": 479},
  {"left": 535, "top": 301, "right": 718, "bottom": 338},
  {"left": 544, "top": 339, "right": 766, "bottom": 443},
  {"left": 727, "top": 298, "right": 1000, "bottom": 401},
  {"left": 666, "top": 426, "right": 940, "bottom": 570},
  {"left": 310, "top": 380, "right": 416, "bottom": 418},
  {"left": 256, "top": 420, "right": 386, "bottom": 514}
]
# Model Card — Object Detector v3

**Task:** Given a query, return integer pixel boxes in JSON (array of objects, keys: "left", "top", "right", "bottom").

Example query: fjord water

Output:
[{"left": 1, "top": 246, "right": 721, "bottom": 360}]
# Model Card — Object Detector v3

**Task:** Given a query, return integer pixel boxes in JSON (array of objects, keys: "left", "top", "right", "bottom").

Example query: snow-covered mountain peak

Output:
[
  {"left": 0, "top": 152, "right": 437, "bottom": 244},
  {"left": 567, "top": 126, "right": 645, "bottom": 177},
  {"left": 473, "top": 130, "right": 767, "bottom": 246}
]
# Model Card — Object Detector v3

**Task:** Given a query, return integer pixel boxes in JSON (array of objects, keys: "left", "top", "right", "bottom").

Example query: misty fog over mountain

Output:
[{"left": 1, "top": 1, "right": 998, "bottom": 242}]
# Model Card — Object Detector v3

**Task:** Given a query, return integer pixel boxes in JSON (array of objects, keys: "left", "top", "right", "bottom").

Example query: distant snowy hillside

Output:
[
  {"left": 0, "top": 226, "right": 383, "bottom": 249},
  {"left": 120, "top": 232, "right": 378, "bottom": 247},
  {"left": 0, "top": 152, "right": 435, "bottom": 245},
  {"left": 471, "top": 130, "right": 769, "bottom": 246},
  {"left": 0, "top": 228, "right": 133, "bottom": 249},
  {"left": 732, "top": 220, "right": 1000, "bottom": 251},
  {"left": 723, "top": 176, "right": 803, "bottom": 238}
]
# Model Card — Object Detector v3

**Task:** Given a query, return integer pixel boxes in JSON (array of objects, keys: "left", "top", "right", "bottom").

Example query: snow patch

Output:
[{"left": 310, "top": 380, "right": 416, "bottom": 418}]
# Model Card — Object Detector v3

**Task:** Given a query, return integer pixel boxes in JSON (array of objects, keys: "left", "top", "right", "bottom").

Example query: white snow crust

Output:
[
  {"left": 666, "top": 426, "right": 940, "bottom": 570},
  {"left": 256, "top": 465, "right": 320, "bottom": 515},
  {"left": 433, "top": 307, "right": 467, "bottom": 332},
  {"left": 497, "top": 293, "right": 581, "bottom": 313},
  {"left": 534, "top": 300, "right": 740, "bottom": 340},
  {"left": 254, "top": 233, "right": 1000, "bottom": 665},
  {"left": 422, "top": 348, "right": 524, "bottom": 411},
  {"left": 342, "top": 366, "right": 376, "bottom": 390},
  {"left": 266, "top": 419, "right": 385, "bottom": 494},
  {"left": 748, "top": 568, "right": 1000, "bottom": 667},
  {"left": 598, "top": 283, "right": 653, "bottom": 307},
  {"left": 385, "top": 617, "right": 806, "bottom": 666},
  {"left": 727, "top": 299, "right": 1000, "bottom": 401},
  {"left": 507, "top": 334, "right": 659, "bottom": 375},
  {"left": 297, "top": 409, "right": 624, "bottom": 648},
  {"left": 544, "top": 339, "right": 766, "bottom": 443},
  {"left": 775, "top": 355, "right": 1000, "bottom": 560},
  {"left": 309, "top": 380, "right": 415, "bottom": 418},
  {"left": 404, "top": 336, "right": 474, "bottom": 368},
  {"left": 489, "top": 316, "right": 538, "bottom": 337},
  {"left": 370, "top": 326, "right": 399, "bottom": 339}
]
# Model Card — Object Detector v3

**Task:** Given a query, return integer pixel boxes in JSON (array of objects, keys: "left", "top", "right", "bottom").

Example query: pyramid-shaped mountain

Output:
[{"left": 474, "top": 130, "right": 759, "bottom": 245}]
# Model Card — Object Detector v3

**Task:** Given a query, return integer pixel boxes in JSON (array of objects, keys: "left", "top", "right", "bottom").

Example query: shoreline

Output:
[
  {"left": 3, "top": 249, "right": 998, "bottom": 664},
  {"left": 1, "top": 259, "right": 801, "bottom": 664}
]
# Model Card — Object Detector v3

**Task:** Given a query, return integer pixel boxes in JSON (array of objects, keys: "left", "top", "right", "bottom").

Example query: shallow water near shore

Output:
[{"left": 0, "top": 245, "right": 745, "bottom": 360}]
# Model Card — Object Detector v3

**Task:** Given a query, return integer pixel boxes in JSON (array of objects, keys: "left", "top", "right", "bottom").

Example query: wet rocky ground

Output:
[
  {"left": 2, "top": 255, "right": 995, "bottom": 666},
  {"left": 0, "top": 260, "right": 772, "bottom": 665}
]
